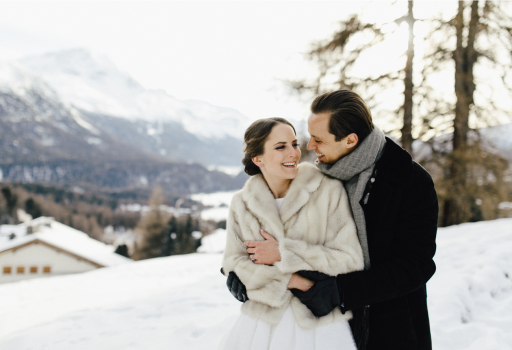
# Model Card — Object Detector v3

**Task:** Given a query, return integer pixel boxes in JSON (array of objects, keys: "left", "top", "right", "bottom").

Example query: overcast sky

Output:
[{"left": 0, "top": 1, "right": 461, "bottom": 127}]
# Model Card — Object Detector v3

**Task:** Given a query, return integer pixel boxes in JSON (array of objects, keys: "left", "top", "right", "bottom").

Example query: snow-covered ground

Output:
[
  {"left": 0, "top": 219, "right": 511, "bottom": 350},
  {"left": 427, "top": 219, "right": 512, "bottom": 349},
  {"left": 197, "top": 229, "right": 227, "bottom": 254},
  {"left": 191, "top": 190, "right": 237, "bottom": 222}
]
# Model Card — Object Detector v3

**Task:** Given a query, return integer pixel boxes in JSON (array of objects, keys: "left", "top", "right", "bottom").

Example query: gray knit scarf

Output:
[{"left": 316, "top": 127, "right": 386, "bottom": 269}]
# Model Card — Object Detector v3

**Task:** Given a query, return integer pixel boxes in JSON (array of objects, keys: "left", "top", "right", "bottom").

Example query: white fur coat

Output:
[{"left": 222, "top": 162, "right": 364, "bottom": 329}]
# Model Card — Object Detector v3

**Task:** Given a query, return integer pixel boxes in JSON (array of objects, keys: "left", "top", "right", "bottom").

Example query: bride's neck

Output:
[{"left": 262, "top": 173, "right": 292, "bottom": 199}]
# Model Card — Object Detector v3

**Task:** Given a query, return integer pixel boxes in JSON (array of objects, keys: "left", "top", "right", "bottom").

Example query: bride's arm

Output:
[{"left": 222, "top": 203, "right": 292, "bottom": 308}]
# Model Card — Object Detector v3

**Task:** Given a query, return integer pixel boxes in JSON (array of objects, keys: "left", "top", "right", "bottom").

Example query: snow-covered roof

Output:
[
  {"left": 0, "top": 217, "right": 131, "bottom": 267},
  {"left": 0, "top": 225, "right": 26, "bottom": 238}
]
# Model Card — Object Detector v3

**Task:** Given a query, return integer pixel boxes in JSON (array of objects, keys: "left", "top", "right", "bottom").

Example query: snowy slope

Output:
[
  {"left": 0, "top": 219, "right": 510, "bottom": 350},
  {"left": 0, "top": 59, "right": 61, "bottom": 103},
  {"left": 20, "top": 49, "right": 251, "bottom": 140}
]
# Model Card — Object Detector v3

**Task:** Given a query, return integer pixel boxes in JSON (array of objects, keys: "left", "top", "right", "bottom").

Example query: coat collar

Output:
[
  {"left": 376, "top": 137, "right": 414, "bottom": 186},
  {"left": 240, "top": 163, "right": 324, "bottom": 238}
]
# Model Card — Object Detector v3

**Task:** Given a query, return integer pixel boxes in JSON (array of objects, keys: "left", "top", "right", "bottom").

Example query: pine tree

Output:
[
  {"left": 132, "top": 186, "right": 169, "bottom": 260},
  {"left": 24, "top": 198, "right": 42, "bottom": 219},
  {"left": 289, "top": 1, "right": 419, "bottom": 153},
  {"left": 162, "top": 216, "right": 178, "bottom": 256},
  {"left": 1, "top": 187, "right": 18, "bottom": 223},
  {"left": 421, "top": 1, "right": 512, "bottom": 225}
]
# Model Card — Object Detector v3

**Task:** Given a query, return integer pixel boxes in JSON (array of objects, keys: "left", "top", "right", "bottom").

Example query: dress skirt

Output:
[{"left": 218, "top": 306, "right": 357, "bottom": 350}]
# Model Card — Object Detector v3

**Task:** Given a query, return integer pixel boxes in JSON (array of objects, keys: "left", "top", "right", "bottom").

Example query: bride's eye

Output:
[
  {"left": 276, "top": 145, "right": 285, "bottom": 150},
  {"left": 293, "top": 143, "right": 300, "bottom": 148}
]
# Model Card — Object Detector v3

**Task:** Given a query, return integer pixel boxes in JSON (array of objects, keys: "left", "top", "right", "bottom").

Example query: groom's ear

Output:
[{"left": 345, "top": 133, "right": 359, "bottom": 149}]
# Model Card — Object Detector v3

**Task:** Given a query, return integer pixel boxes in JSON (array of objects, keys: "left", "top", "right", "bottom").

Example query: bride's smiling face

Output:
[{"left": 252, "top": 123, "right": 301, "bottom": 181}]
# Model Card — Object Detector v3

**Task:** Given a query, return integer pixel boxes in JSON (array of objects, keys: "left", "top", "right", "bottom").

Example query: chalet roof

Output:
[{"left": 0, "top": 217, "right": 131, "bottom": 267}]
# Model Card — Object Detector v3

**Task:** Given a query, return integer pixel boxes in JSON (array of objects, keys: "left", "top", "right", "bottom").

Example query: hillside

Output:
[{"left": 0, "top": 219, "right": 510, "bottom": 349}]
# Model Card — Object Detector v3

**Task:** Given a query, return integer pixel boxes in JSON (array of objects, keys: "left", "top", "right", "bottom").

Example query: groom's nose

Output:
[{"left": 307, "top": 138, "right": 315, "bottom": 150}]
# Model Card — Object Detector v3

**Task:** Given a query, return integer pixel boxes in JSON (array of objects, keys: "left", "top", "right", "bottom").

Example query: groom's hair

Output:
[{"left": 311, "top": 90, "right": 374, "bottom": 142}]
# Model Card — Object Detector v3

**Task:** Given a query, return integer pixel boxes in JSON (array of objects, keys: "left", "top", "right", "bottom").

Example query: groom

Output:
[{"left": 226, "top": 90, "right": 438, "bottom": 350}]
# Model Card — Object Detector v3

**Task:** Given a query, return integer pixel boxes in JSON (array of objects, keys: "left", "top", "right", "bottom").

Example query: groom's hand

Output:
[
  {"left": 245, "top": 230, "right": 281, "bottom": 265},
  {"left": 291, "top": 270, "right": 340, "bottom": 317},
  {"left": 221, "top": 268, "right": 248, "bottom": 302}
]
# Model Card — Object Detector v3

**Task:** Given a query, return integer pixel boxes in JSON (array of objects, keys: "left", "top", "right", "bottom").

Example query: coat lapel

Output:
[
  {"left": 280, "top": 163, "right": 324, "bottom": 224},
  {"left": 240, "top": 163, "right": 324, "bottom": 240},
  {"left": 366, "top": 138, "right": 412, "bottom": 243},
  {"left": 241, "top": 174, "right": 285, "bottom": 240}
]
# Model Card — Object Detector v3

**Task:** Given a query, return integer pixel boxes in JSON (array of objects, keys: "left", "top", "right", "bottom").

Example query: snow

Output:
[
  {"left": 207, "top": 165, "right": 244, "bottom": 177},
  {"left": 427, "top": 219, "right": 512, "bottom": 349},
  {"left": 0, "top": 253, "right": 237, "bottom": 350},
  {"left": 200, "top": 207, "right": 230, "bottom": 222},
  {"left": 191, "top": 190, "right": 237, "bottom": 222},
  {"left": 0, "top": 59, "right": 63, "bottom": 115},
  {"left": 197, "top": 229, "right": 227, "bottom": 254},
  {"left": 498, "top": 202, "right": 512, "bottom": 210},
  {"left": 191, "top": 191, "right": 237, "bottom": 208},
  {"left": 0, "top": 217, "right": 131, "bottom": 267},
  {"left": 0, "top": 219, "right": 510, "bottom": 349},
  {"left": 0, "top": 225, "right": 26, "bottom": 238}
]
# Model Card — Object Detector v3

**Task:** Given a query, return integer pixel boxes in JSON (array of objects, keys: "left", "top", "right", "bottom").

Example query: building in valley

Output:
[{"left": 0, "top": 217, "right": 131, "bottom": 284}]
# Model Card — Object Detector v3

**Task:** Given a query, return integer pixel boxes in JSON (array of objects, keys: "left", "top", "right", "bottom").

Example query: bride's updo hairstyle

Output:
[{"left": 242, "top": 117, "right": 296, "bottom": 176}]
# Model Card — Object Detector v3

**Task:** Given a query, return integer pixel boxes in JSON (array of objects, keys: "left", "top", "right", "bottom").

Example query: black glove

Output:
[
  {"left": 220, "top": 268, "right": 248, "bottom": 303},
  {"left": 291, "top": 270, "right": 340, "bottom": 317}
]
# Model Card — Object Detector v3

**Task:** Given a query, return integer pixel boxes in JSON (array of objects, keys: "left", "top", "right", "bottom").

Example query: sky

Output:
[
  {"left": 0, "top": 0, "right": 476, "bottom": 129},
  {"left": 0, "top": 0, "right": 371, "bottom": 124}
]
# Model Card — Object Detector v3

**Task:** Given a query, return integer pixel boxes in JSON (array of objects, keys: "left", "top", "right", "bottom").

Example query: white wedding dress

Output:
[{"left": 218, "top": 198, "right": 357, "bottom": 350}]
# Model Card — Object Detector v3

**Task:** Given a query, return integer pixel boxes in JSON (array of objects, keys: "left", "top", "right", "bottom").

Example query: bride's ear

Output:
[{"left": 252, "top": 156, "right": 263, "bottom": 168}]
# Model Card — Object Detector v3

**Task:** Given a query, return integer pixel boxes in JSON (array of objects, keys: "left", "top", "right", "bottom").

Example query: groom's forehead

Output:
[{"left": 308, "top": 113, "right": 332, "bottom": 133}]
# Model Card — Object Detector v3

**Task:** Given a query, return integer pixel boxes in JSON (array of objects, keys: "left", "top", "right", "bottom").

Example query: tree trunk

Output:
[
  {"left": 401, "top": 0, "right": 415, "bottom": 155},
  {"left": 442, "top": 0, "right": 480, "bottom": 226}
]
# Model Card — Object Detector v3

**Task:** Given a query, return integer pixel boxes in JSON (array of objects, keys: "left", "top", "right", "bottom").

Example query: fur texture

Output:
[{"left": 222, "top": 162, "right": 364, "bottom": 329}]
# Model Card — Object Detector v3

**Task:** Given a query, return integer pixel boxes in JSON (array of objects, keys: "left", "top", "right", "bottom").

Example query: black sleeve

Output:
[{"left": 337, "top": 169, "right": 438, "bottom": 311}]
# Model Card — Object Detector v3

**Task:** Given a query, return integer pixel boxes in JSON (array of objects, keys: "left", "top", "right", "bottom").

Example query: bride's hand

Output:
[
  {"left": 245, "top": 230, "right": 281, "bottom": 265},
  {"left": 287, "top": 273, "right": 314, "bottom": 292}
]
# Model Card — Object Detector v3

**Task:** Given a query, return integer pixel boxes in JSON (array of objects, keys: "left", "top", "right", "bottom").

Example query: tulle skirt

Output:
[{"left": 218, "top": 306, "right": 357, "bottom": 350}]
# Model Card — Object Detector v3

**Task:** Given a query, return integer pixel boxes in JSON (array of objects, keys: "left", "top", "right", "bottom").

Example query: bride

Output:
[{"left": 219, "top": 117, "right": 364, "bottom": 349}]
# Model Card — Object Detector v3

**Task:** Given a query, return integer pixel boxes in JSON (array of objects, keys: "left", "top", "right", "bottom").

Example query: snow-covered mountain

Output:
[
  {"left": 0, "top": 58, "right": 122, "bottom": 164},
  {"left": 0, "top": 57, "right": 248, "bottom": 194},
  {"left": 19, "top": 48, "right": 251, "bottom": 141}
]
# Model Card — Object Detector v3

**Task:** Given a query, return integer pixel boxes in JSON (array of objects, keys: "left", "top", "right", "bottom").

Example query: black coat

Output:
[{"left": 340, "top": 137, "right": 439, "bottom": 350}]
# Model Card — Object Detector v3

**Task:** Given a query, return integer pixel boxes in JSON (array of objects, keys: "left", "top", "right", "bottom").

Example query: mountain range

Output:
[
  {"left": 1, "top": 48, "right": 509, "bottom": 196},
  {"left": 0, "top": 49, "right": 251, "bottom": 195}
]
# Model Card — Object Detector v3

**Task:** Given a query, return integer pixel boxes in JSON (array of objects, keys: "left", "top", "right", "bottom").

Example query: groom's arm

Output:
[
  {"left": 297, "top": 167, "right": 438, "bottom": 315},
  {"left": 339, "top": 175, "right": 438, "bottom": 310}
]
